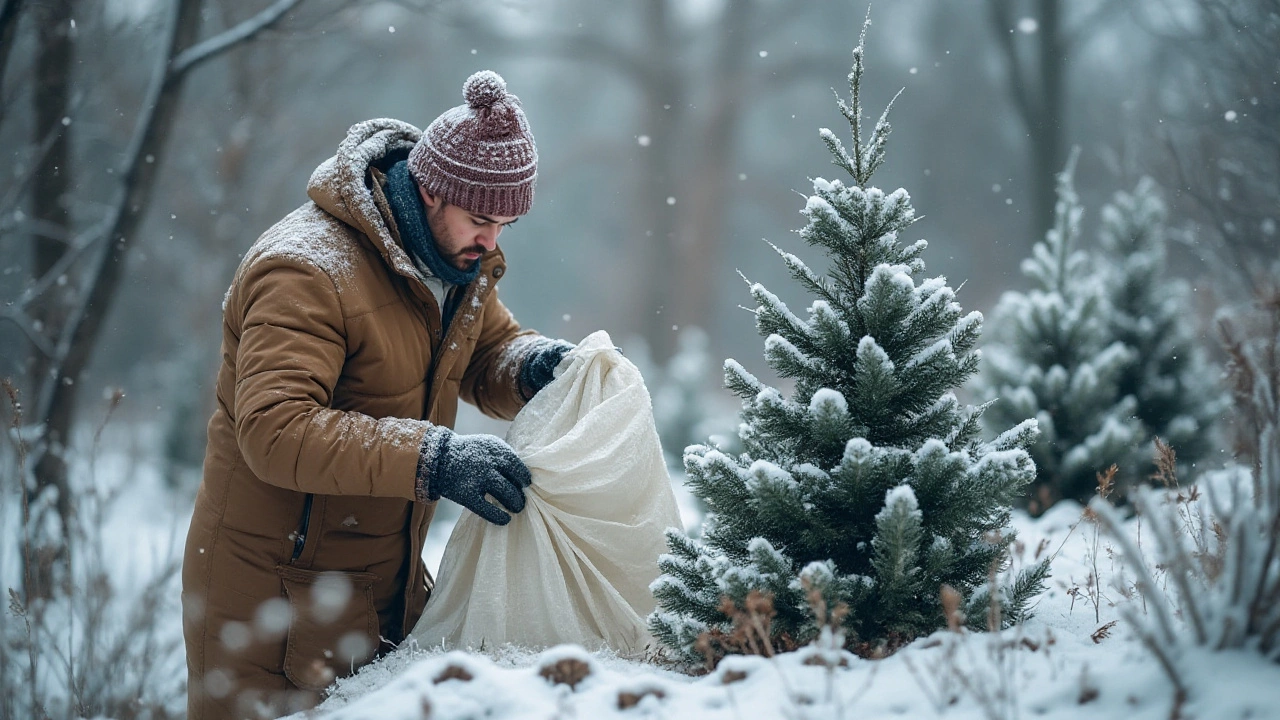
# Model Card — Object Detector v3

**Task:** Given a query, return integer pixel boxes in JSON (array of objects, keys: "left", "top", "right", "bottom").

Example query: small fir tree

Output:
[
  {"left": 980, "top": 151, "right": 1142, "bottom": 510},
  {"left": 1097, "top": 178, "right": 1222, "bottom": 472},
  {"left": 649, "top": 24, "right": 1047, "bottom": 663}
]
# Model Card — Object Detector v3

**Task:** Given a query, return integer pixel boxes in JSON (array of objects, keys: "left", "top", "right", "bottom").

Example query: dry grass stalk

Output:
[
  {"left": 1090, "top": 621, "right": 1117, "bottom": 644},
  {"left": 694, "top": 590, "right": 799, "bottom": 671},
  {"left": 1082, "top": 465, "right": 1118, "bottom": 521},
  {"left": 941, "top": 584, "right": 963, "bottom": 633},
  {"left": 1070, "top": 465, "right": 1121, "bottom": 625},
  {"left": 1, "top": 382, "right": 185, "bottom": 718},
  {"left": 1218, "top": 289, "right": 1280, "bottom": 476},
  {"left": 908, "top": 562, "right": 1051, "bottom": 720},
  {"left": 1151, "top": 438, "right": 1178, "bottom": 489},
  {"left": 1033, "top": 537, "right": 1050, "bottom": 561}
]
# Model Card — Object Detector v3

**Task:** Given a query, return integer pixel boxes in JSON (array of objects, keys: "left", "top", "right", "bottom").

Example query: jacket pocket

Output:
[{"left": 276, "top": 565, "right": 381, "bottom": 692}]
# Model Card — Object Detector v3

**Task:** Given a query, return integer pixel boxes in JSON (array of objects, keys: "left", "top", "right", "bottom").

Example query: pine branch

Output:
[{"left": 1004, "top": 558, "right": 1051, "bottom": 623}]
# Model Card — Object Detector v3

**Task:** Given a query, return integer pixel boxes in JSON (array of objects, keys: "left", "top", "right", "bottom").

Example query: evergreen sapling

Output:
[
  {"left": 648, "top": 24, "right": 1048, "bottom": 664},
  {"left": 979, "top": 152, "right": 1142, "bottom": 511},
  {"left": 1097, "top": 178, "right": 1223, "bottom": 473}
]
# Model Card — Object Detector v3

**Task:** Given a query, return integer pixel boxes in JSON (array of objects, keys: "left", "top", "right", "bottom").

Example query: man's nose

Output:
[{"left": 477, "top": 226, "right": 500, "bottom": 250}]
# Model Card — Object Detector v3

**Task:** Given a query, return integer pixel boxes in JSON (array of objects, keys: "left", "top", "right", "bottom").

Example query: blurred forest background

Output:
[
  {"left": 0, "top": 0, "right": 1276, "bottom": 714},
  {"left": 4, "top": 0, "right": 1274, "bottom": 479}
]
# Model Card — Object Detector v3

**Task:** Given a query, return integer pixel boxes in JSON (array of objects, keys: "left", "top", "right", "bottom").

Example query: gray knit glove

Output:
[
  {"left": 519, "top": 339, "right": 575, "bottom": 400},
  {"left": 415, "top": 425, "right": 531, "bottom": 526}
]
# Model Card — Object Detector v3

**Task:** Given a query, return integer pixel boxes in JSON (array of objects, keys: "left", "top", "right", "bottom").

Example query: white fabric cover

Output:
[{"left": 408, "top": 331, "right": 682, "bottom": 654}]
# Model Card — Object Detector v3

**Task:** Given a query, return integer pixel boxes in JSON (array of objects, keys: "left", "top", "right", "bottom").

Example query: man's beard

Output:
[
  {"left": 427, "top": 206, "right": 486, "bottom": 271},
  {"left": 441, "top": 244, "right": 486, "bottom": 271}
]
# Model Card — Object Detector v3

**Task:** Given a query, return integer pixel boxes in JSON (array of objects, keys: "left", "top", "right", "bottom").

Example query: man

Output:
[{"left": 182, "top": 70, "right": 573, "bottom": 720}]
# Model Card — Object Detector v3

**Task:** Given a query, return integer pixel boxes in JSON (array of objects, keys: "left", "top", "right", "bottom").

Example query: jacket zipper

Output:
[{"left": 290, "top": 493, "right": 314, "bottom": 563}]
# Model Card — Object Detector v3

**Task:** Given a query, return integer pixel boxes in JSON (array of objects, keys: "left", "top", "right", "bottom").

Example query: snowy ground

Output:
[
  {"left": 11, "top": 416, "right": 1279, "bottom": 719},
  {"left": 302, "top": 499, "right": 1280, "bottom": 720}
]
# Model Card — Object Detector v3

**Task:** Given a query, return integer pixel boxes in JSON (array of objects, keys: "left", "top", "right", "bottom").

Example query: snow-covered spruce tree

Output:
[
  {"left": 979, "top": 152, "right": 1142, "bottom": 511},
  {"left": 1098, "top": 178, "right": 1222, "bottom": 473},
  {"left": 648, "top": 28, "right": 1047, "bottom": 663}
]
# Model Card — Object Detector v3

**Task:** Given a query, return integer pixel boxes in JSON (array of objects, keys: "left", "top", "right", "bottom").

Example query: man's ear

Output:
[{"left": 417, "top": 184, "right": 442, "bottom": 210}]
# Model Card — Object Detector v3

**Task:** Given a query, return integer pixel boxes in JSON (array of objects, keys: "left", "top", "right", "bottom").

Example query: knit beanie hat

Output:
[{"left": 408, "top": 70, "right": 538, "bottom": 217}]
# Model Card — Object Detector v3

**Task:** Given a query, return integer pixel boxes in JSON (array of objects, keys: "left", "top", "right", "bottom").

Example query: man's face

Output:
[{"left": 418, "top": 186, "right": 518, "bottom": 271}]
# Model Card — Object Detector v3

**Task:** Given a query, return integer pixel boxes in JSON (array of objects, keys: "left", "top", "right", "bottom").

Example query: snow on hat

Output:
[{"left": 408, "top": 70, "right": 538, "bottom": 217}]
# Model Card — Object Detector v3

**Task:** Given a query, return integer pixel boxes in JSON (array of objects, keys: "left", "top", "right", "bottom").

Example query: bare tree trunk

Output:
[
  {"left": 28, "top": 0, "right": 303, "bottom": 593},
  {"left": 25, "top": 0, "right": 75, "bottom": 599},
  {"left": 0, "top": 0, "right": 25, "bottom": 125},
  {"left": 672, "top": 0, "right": 751, "bottom": 340},
  {"left": 1032, "top": 0, "right": 1065, "bottom": 240},
  {"left": 635, "top": 0, "right": 684, "bottom": 361},
  {"left": 989, "top": 0, "right": 1068, "bottom": 242}
]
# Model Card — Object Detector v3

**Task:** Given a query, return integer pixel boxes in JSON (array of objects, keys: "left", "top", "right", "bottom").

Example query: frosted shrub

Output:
[
  {"left": 1090, "top": 303, "right": 1280, "bottom": 697},
  {"left": 1097, "top": 178, "right": 1224, "bottom": 476},
  {"left": 980, "top": 152, "right": 1141, "bottom": 512},
  {"left": 982, "top": 168, "right": 1224, "bottom": 512},
  {"left": 0, "top": 382, "right": 185, "bottom": 719}
]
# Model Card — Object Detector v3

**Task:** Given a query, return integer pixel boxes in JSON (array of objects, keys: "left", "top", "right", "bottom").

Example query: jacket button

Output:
[{"left": 492, "top": 266, "right": 505, "bottom": 278}]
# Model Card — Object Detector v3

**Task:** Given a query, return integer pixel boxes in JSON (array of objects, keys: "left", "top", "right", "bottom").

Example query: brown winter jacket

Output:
[{"left": 182, "top": 118, "right": 540, "bottom": 720}]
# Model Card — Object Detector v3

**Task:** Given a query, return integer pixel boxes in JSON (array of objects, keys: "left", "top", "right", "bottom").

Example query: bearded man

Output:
[{"left": 182, "top": 70, "right": 573, "bottom": 719}]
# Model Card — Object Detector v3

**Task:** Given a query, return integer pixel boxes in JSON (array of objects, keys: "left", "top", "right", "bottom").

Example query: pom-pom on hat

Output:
[{"left": 408, "top": 70, "right": 538, "bottom": 217}]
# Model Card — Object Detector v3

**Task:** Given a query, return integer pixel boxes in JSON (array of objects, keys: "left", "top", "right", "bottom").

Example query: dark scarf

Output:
[{"left": 384, "top": 160, "right": 480, "bottom": 287}]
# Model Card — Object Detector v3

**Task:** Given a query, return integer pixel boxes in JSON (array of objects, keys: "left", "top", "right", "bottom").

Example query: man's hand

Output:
[
  {"left": 520, "top": 339, "right": 575, "bottom": 399},
  {"left": 416, "top": 427, "right": 531, "bottom": 525}
]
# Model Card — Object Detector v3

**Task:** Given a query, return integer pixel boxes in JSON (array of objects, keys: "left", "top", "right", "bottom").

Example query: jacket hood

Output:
[{"left": 308, "top": 118, "right": 424, "bottom": 283}]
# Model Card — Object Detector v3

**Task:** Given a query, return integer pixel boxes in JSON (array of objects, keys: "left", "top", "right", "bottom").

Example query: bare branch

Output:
[
  {"left": 36, "top": 0, "right": 324, "bottom": 433},
  {"left": 12, "top": 217, "right": 112, "bottom": 314},
  {"left": 0, "top": 115, "right": 65, "bottom": 218},
  {"left": 170, "top": 0, "right": 305, "bottom": 79},
  {"left": 1160, "top": 131, "right": 1265, "bottom": 299},
  {"left": 0, "top": 309, "right": 56, "bottom": 359},
  {"left": 0, "top": 0, "right": 24, "bottom": 116},
  {"left": 8, "top": 218, "right": 72, "bottom": 245}
]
